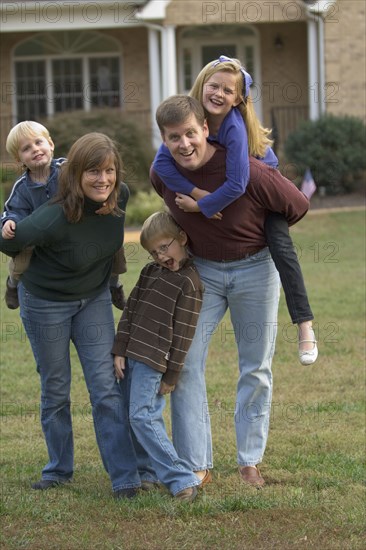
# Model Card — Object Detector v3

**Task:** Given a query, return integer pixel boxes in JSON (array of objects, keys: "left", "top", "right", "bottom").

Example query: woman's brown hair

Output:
[{"left": 55, "top": 132, "right": 123, "bottom": 223}]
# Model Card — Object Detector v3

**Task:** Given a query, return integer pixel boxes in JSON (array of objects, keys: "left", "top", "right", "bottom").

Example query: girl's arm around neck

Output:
[{"left": 152, "top": 143, "right": 196, "bottom": 195}]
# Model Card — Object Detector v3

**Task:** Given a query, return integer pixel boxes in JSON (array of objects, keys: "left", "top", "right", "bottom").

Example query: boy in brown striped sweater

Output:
[{"left": 112, "top": 211, "right": 203, "bottom": 502}]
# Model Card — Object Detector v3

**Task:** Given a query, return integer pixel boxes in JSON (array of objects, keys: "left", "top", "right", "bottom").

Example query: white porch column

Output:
[
  {"left": 307, "top": 19, "right": 320, "bottom": 120},
  {"left": 318, "top": 16, "right": 326, "bottom": 115},
  {"left": 161, "top": 25, "right": 177, "bottom": 98},
  {"left": 148, "top": 27, "right": 163, "bottom": 148}
]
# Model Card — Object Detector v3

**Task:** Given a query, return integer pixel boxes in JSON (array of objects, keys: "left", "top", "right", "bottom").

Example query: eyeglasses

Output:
[{"left": 149, "top": 238, "right": 175, "bottom": 260}]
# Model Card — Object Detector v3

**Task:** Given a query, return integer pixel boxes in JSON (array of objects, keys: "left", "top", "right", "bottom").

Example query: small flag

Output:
[{"left": 301, "top": 168, "right": 317, "bottom": 200}]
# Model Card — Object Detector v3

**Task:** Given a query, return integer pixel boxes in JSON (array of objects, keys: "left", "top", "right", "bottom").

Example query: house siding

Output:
[
  {"left": 324, "top": 0, "right": 366, "bottom": 121},
  {"left": 165, "top": 0, "right": 308, "bottom": 25}
]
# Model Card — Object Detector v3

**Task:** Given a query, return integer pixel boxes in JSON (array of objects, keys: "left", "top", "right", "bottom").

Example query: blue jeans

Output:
[
  {"left": 170, "top": 248, "right": 280, "bottom": 469},
  {"left": 18, "top": 284, "right": 140, "bottom": 492},
  {"left": 127, "top": 359, "right": 200, "bottom": 496}
]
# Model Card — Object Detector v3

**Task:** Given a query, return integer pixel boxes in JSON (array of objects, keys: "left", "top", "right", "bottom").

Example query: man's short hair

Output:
[{"left": 156, "top": 95, "right": 205, "bottom": 135}]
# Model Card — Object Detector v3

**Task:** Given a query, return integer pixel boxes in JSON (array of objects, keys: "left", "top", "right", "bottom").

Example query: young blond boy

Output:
[
  {"left": 112, "top": 211, "right": 204, "bottom": 502},
  {"left": 2, "top": 121, "right": 126, "bottom": 309}
]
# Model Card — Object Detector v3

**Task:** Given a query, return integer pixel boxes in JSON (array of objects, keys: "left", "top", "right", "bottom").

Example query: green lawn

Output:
[{"left": 1, "top": 209, "right": 365, "bottom": 550}]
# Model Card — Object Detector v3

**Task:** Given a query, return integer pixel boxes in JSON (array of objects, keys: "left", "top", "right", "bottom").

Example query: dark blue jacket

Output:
[{"left": 1, "top": 157, "right": 65, "bottom": 226}]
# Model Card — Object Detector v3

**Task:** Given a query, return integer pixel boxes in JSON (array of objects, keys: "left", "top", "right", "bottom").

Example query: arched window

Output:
[{"left": 13, "top": 31, "right": 121, "bottom": 121}]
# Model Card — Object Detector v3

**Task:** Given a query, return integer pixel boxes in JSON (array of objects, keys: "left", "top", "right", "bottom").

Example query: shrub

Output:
[
  {"left": 41, "top": 109, "right": 155, "bottom": 195},
  {"left": 284, "top": 115, "right": 366, "bottom": 194},
  {"left": 125, "top": 190, "right": 165, "bottom": 227}
]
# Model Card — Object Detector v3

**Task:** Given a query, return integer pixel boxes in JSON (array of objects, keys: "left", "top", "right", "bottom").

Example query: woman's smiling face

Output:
[{"left": 81, "top": 155, "right": 117, "bottom": 203}]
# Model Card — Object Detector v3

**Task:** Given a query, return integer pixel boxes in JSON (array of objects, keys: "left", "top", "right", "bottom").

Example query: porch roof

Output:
[{"left": 0, "top": 1, "right": 147, "bottom": 32}]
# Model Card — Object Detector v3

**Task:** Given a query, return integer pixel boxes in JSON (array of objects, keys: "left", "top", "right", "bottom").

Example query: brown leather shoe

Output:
[
  {"left": 198, "top": 469, "right": 212, "bottom": 488},
  {"left": 239, "top": 466, "right": 265, "bottom": 488},
  {"left": 175, "top": 486, "right": 198, "bottom": 503}
]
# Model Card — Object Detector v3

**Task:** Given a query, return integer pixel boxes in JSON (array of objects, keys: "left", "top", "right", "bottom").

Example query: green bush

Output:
[
  {"left": 125, "top": 190, "right": 165, "bottom": 227},
  {"left": 41, "top": 109, "right": 155, "bottom": 195},
  {"left": 284, "top": 115, "right": 366, "bottom": 194}
]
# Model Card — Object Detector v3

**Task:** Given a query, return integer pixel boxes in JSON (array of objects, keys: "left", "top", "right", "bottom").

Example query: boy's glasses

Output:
[{"left": 149, "top": 238, "right": 175, "bottom": 260}]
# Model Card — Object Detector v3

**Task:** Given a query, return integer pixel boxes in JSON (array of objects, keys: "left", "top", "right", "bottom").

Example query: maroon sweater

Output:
[{"left": 151, "top": 144, "right": 309, "bottom": 261}]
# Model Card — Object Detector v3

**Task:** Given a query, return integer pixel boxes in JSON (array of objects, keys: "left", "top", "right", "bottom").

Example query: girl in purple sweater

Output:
[{"left": 153, "top": 55, "right": 318, "bottom": 365}]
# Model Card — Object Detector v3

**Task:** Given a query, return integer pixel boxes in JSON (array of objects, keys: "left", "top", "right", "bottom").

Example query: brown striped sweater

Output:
[{"left": 112, "top": 258, "right": 203, "bottom": 386}]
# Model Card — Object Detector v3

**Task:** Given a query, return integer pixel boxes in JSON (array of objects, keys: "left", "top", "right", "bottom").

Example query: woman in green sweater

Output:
[{"left": 0, "top": 133, "right": 143, "bottom": 499}]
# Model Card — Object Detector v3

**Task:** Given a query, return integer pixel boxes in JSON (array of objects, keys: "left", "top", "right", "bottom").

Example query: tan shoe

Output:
[
  {"left": 175, "top": 486, "right": 198, "bottom": 503},
  {"left": 239, "top": 466, "right": 265, "bottom": 488},
  {"left": 197, "top": 469, "right": 212, "bottom": 488}
]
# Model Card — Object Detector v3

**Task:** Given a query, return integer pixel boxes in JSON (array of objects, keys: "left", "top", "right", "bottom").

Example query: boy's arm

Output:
[
  {"left": 161, "top": 282, "right": 203, "bottom": 387},
  {"left": 111, "top": 269, "right": 143, "bottom": 356},
  {"left": 0, "top": 204, "right": 59, "bottom": 256},
  {"left": 1, "top": 179, "right": 34, "bottom": 226},
  {"left": 152, "top": 143, "right": 196, "bottom": 195}
]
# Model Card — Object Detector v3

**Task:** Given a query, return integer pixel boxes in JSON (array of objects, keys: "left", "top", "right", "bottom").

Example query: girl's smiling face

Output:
[
  {"left": 202, "top": 70, "right": 242, "bottom": 121},
  {"left": 147, "top": 233, "right": 188, "bottom": 271}
]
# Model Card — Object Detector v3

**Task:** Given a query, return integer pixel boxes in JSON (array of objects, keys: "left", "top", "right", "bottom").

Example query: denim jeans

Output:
[
  {"left": 265, "top": 212, "right": 313, "bottom": 324},
  {"left": 127, "top": 359, "right": 200, "bottom": 496},
  {"left": 170, "top": 248, "right": 280, "bottom": 469},
  {"left": 18, "top": 284, "right": 140, "bottom": 492}
]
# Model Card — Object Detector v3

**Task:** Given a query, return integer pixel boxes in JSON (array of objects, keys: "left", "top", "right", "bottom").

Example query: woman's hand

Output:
[
  {"left": 114, "top": 355, "right": 126, "bottom": 381},
  {"left": 2, "top": 220, "right": 16, "bottom": 239}
]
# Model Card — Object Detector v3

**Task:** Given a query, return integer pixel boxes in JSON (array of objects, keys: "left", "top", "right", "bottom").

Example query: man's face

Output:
[{"left": 162, "top": 114, "right": 210, "bottom": 171}]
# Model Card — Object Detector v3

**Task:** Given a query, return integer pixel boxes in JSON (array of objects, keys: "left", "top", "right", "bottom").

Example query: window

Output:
[{"left": 13, "top": 31, "right": 121, "bottom": 121}]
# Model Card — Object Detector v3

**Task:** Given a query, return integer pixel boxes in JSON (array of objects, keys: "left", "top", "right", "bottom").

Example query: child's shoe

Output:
[
  {"left": 175, "top": 486, "right": 198, "bottom": 503},
  {"left": 110, "top": 284, "right": 126, "bottom": 310},
  {"left": 5, "top": 277, "right": 19, "bottom": 309},
  {"left": 299, "top": 327, "right": 318, "bottom": 365}
]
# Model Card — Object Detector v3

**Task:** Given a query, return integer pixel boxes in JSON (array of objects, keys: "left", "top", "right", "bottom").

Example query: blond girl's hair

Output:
[{"left": 190, "top": 57, "right": 273, "bottom": 157}]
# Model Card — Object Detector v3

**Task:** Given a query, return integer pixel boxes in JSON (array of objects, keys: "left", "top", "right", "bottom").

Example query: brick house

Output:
[{"left": 0, "top": 0, "right": 365, "bottom": 160}]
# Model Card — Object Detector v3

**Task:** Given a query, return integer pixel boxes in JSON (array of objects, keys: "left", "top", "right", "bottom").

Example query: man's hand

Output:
[
  {"left": 2, "top": 220, "right": 16, "bottom": 239},
  {"left": 159, "top": 381, "right": 175, "bottom": 395},
  {"left": 114, "top": 355, "right": 126, "bottom": 381}
]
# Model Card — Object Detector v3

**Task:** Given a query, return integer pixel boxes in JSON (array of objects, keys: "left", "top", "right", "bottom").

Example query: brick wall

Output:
[{"left": 324, "top": 0, "right": 366, "bottom": 121}]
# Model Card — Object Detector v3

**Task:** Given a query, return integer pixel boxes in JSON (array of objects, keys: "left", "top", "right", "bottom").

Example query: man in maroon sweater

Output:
[{"left": 150, "top": 95, "right": 309, "bottom": 488}]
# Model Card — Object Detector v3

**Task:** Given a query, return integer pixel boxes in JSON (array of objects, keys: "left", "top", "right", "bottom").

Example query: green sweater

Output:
[{"left": 0, "top": 184, "right": 129, "bottom": 301}]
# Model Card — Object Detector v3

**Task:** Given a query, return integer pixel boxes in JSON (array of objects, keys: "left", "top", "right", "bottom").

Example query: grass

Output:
[{"left": 0, "top": 209, "right": 365, "bottom": 550}]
